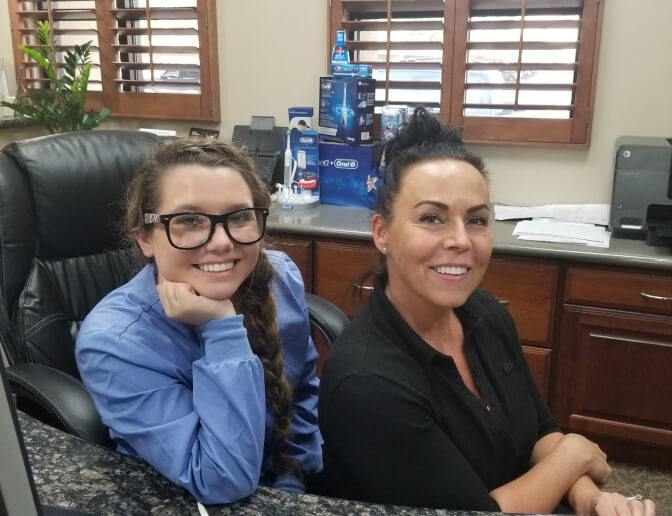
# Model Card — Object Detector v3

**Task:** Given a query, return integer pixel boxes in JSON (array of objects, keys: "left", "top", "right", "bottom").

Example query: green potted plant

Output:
[{"left": 0, "top": 21, "right": 110, "bottom": 133}]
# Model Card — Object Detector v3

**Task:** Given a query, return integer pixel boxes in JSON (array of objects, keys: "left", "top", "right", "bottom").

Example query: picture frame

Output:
[{"left": 189, "top": 127, "right": 220, "bottom": 139}]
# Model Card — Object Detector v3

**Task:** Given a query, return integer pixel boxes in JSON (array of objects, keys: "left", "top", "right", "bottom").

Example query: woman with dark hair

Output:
[
  {"left": 76, "top": 140, "right": 322, "bottom": 504},
  {"left": 318, "top": 108, "right": 655, "bottom": 515}
]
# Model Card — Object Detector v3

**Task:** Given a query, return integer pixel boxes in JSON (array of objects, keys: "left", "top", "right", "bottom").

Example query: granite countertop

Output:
[
  {"left": 267, "top": 204, "right": 672, "bottom": 272},
  {"left": 0, "top": 115, "right": 36, "bottom": 129},
  {"left": 19, "top": 413, "right": 550, "bottom": 516}
]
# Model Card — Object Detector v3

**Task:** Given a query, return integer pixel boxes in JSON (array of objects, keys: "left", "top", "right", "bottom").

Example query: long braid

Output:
[{"left": 237, "top": 251, "right": 295, "bottom": 474}]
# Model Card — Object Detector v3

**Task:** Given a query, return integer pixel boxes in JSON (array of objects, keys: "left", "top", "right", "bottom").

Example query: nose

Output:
[
  {"left": 205, "top": 222, "right": 234, "bottom": 250},
  {"left": 444, "top": 220, "right": 471, "bottom": 251}
]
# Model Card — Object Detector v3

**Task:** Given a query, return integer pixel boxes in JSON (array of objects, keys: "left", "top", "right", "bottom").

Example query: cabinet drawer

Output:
[
  {"left": 565, "top": 266, "right": 672, "bottom": 316},
  {"left": 268, "top": 236, "right": 314, "bottom": 292},
  {"left": 480, "top": 257, "right": 559, "bottom": 347},
  {"left": 522, "top": 345, "right": 551, "bottom": 401},
  {"left": 314, "top": 241, "right": 378, "bottom": 318}
]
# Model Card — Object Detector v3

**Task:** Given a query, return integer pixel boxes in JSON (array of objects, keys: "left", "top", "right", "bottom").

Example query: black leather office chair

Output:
[{"left": 0, "top": 131, "right": 348, "bottom": 448}]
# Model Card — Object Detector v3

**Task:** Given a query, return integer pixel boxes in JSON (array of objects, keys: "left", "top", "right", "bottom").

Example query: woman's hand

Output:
[
  {"left": 558, "top": 433, "right": 612, "bottom": 485},
  {"left": 157, "top": 276, "right": 236, "bottom": 325},
  {"left": 588, "top": 491, "right": 656, "bottom": 516}
]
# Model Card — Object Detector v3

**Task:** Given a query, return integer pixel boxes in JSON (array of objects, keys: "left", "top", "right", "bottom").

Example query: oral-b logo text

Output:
[
  {"left": 299, "top": 136, "right": 314, "bottom": 144},
  {"left": 334, "top": 159, "right": 358, "bottom": 169}
]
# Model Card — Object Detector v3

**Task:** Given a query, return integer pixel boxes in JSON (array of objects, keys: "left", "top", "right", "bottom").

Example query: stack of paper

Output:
[{"left": 494, "top": 204, "right": 611, "bottom": 248}]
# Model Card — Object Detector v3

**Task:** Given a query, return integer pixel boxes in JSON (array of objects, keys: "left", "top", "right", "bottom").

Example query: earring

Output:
[{"left": 382, "top": 246, "right": 387, "bottom": 254}]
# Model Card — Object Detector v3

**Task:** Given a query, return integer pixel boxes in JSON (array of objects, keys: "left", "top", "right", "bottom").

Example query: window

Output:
[
  {"left": 8, "top": 0, "right": 220, "bottom": 121},
  {"left": 329, "top": 0, "right": 603, "bottom": 145}
]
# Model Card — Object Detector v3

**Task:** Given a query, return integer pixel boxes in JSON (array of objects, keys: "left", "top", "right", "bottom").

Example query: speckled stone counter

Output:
[
  {"left": 20, "top": 413, "right": 546, "bottom": 516},
  {"left": 0, "top": 115, "right": 36, "bottom": 129},
  {"left": 267, "top": 204, "right": 672, "bottom": 272}
]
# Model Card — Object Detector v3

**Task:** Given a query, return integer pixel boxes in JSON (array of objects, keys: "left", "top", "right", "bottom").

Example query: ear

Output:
[
  {"left": 135, "top": 229, "right": 155, "bottom": 259},
  {"left": 371, "top": 213, "right": 388, "bottom": 255}
]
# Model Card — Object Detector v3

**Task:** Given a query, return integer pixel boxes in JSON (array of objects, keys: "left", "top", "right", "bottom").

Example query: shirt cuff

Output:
[
  {"left": 271, "top": 471, "right": 305, "bottom": 493},
  {"left": 198, "top": 315, "right": 252, "bottom": 361}
]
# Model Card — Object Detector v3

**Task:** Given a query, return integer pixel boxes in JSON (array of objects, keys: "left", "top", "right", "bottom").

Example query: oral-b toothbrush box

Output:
[
  {"left": 319, "top": 141, "right": 380, "bottom": 209},
  {"left": 288, "top": 107, "right": 314, "bottom": 133},
  {"left": 289, "top": 129, "right": 320, "bottom": 197},
  {"left": 319, "top": 76, "right": 375, "bottom": 145}
]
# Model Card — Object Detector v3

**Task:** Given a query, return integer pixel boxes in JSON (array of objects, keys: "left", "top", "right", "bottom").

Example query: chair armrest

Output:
[
  {"left": 6, "top": 363, "right": 112, "bottom": 448},
  {"left": 305, "top": 293, "right": 350, "bottom": 350}
]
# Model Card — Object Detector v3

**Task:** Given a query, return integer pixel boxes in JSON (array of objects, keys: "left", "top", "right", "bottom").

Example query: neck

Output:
[{"left": 385, "top": 281, "right": 458, "bottom": 354}]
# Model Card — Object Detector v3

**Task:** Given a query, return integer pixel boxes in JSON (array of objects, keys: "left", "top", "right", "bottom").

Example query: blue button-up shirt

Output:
[{"left": 76, "top": 251, "right": 322, "bottom": 504}]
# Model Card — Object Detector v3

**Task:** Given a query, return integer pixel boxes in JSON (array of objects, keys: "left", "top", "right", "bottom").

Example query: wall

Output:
[{"left": 1, "top": 0, "right": 671, "bottom": 205}]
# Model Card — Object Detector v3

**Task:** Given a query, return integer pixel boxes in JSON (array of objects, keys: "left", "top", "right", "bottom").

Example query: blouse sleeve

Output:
[
  {"left": 321, "top": 372, "right": 501, "bottom": 511},
  {"left": 76, "top": 315, "right": 266, "bottom": 505}
]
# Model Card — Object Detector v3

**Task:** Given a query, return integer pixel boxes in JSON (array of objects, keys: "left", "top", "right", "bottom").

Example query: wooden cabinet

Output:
[
  {"left": 314, "top": 241, "right": 379, "bottom": 318},
  {"left": 479, "top": 256, "right": 559, "bottom": 400},
  {"left": 268, "top": 236, "right": 314, "bottom": 292},
  {"left": 551, "top": 265, "right": 672, "bottom": 467}
]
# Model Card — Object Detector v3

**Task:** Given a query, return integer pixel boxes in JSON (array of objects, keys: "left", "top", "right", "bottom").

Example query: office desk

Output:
[{"left": 19, "top": 413, "right": 512, "bottom": 516}]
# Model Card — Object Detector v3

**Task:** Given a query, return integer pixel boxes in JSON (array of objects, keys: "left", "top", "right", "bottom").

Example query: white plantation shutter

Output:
[
  {"left": 330, "top": 0, "right": 603, "bottom": 145},
  {"left": 9, "top": 0, "right": 220, "bottom": 121}
]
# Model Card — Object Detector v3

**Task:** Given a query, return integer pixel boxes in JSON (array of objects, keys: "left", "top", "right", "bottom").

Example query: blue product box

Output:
[
  {"left": 319, "top": 141, "right": 380, "bottom": 209},
  {"left": 319, "top": 76, "right": 375, "bottom": 145}
]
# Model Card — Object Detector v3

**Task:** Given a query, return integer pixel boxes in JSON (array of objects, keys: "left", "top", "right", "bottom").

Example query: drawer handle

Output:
[
  {"left": 640, "top": 292, "right": 672, "bottom": 302},
  {"left": 353, "top": 282, "right": 374, "bottom": 291},
  {"left": 497, "top": 298, "right": 510, "bottom": 305}
]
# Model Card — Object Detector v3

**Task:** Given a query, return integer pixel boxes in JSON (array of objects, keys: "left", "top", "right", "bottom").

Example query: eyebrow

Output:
[
  {"left": 413, "top": 200, "right": 491, "bottom": 213},
  {"left": 169, "top": 203, "right": 253, "bottom": 213}
]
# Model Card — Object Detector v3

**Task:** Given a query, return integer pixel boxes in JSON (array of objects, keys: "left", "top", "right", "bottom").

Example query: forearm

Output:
[
  {"left": 490, "top": 435, "right": 591, "bottom": 513},
  {"left": 530, "top": 432, "right": 603, "bottom": 514}
]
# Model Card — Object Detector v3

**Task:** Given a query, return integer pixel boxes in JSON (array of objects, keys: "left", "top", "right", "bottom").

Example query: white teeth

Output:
[
  {"left": 434, "top": 265, "right": 468, "bottom": 275},
  {"left": 198, "top": 262, "right": 234, "bottom": 272}
]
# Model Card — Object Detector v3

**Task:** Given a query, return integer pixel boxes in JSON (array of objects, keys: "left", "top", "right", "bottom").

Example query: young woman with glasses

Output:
[{"left": 76, "top": 140, "right": 322, "bottom": 504}]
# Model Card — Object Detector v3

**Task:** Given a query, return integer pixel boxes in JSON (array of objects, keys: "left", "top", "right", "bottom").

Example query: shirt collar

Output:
[{"left": 371, "top": 274, "right": 490, "bottom": 365}]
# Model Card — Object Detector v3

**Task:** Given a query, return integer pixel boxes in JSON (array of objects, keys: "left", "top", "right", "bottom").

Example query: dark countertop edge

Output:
[{"left": 0, "top": 116, "right": 37, "bottom": 129}]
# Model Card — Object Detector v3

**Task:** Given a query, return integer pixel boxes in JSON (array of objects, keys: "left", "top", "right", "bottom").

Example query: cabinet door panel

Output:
[
  {"left": 480, "top": 257, "right": 559, "bottom": 347},
  {"left": 522, "top": 345, "right": 551, "bottom": 401},
  {"left": 269, "top": 236, "right": 314, "bottom": 292},
  {"left": 315, "top": 241, "right": 378, "bottom": 317},
  {"left": 566, "top": 266, "right": 672, "bottom": 315},
  {"left": 552, "top": 306, "right": 672, "bottom": 452}
]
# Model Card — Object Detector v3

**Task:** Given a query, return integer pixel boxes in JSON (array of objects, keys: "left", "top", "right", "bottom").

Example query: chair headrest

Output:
[{"left": 5, "top": 130, "right": 160, "bottom": 259}]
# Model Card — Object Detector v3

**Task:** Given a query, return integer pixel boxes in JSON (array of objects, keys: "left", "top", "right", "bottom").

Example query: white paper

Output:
[
  {"left": 495, "top": 203, "right": 610, "bottom": 226},
  {"left": 513, "top": 219, "right": 611, "bottom": 248},
  {"left": 197, "top": 502, "right": 210, "bottom": 516},
  {"left": 139, "top": 128, "right": 177, "bottom": 136}
]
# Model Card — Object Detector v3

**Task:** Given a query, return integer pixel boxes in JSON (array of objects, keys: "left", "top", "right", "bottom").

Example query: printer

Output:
[{"left": 609, "top": 136, "right": 672, "bottom": 246}]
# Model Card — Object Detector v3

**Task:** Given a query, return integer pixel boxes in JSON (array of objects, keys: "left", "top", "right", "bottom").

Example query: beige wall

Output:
[{"left": 2, "top": 0, "right": 671, "bottom": 205}]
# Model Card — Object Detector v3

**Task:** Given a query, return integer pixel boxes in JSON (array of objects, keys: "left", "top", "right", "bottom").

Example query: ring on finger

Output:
[{"left": 625, "top": 494, "right": 643, "bottom": 503}]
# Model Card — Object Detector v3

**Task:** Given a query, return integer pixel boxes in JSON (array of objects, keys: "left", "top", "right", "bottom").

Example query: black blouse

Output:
[{"left": 317, "top": 277, "right": 559, "bottom": 511}]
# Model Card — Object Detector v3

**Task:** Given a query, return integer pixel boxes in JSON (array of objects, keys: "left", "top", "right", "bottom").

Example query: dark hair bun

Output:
[{"left": 383, "top": 107, "right": 463, "bottom": 166}]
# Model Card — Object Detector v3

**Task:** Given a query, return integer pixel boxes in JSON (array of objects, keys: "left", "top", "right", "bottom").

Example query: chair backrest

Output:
[{"left": 0, "top": 131, "right": 160, "bottom": 377}]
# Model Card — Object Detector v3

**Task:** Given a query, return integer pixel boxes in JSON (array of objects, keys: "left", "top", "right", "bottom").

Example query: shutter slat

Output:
[
  {"left": 113, "top": 45, "right": 199, "bottom": 54},
  {"left": 111, "top": 27, "right": 198, "bottom": 35},
  {"left": 358, "top": 61, "right": 443, "bottom": 70},
  {"left": 468, "top": 19, "right": 580, "bottom": 30},
  {"left": 463, "top": 103, "right": 573, "bottom": 110},
  {"left": 349, "top": 41, "right": 444, "bottom": 51},
  {"left": 343, "top": 20, "right": 444, "bottom": 31},
  {"left": 465, "top": 82, "right": 575, "bottom": 91},
  {"left": 467, "top": 62, "right": 577, "bottom": 71},
  {"left": 342, "top": 0, "right": 445, "bottom": 13},
  {"left": 17, "top": 9, "right": 97, "bottom": 20},
  {"left": 467, "top": 41, "right": 579, "bottom": 51},
  {"left": 114, "top": 62, "right": 200, "bottom": 70},
  {"left": 110, "top": 8, "right": 198, "bottom": 21}
]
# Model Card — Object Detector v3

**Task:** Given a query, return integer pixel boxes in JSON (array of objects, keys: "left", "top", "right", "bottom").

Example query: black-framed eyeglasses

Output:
[{"left": 143, "top": 207, "right": 269, "bottom": 250}]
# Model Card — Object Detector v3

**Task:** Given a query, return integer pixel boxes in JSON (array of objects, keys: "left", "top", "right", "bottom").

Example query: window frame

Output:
[
  {"left": 329, "top": 0, "right": 604, "bottom": 147},
  {"left": 8, "top": 0, "right": 220, "bottom": 122}
]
